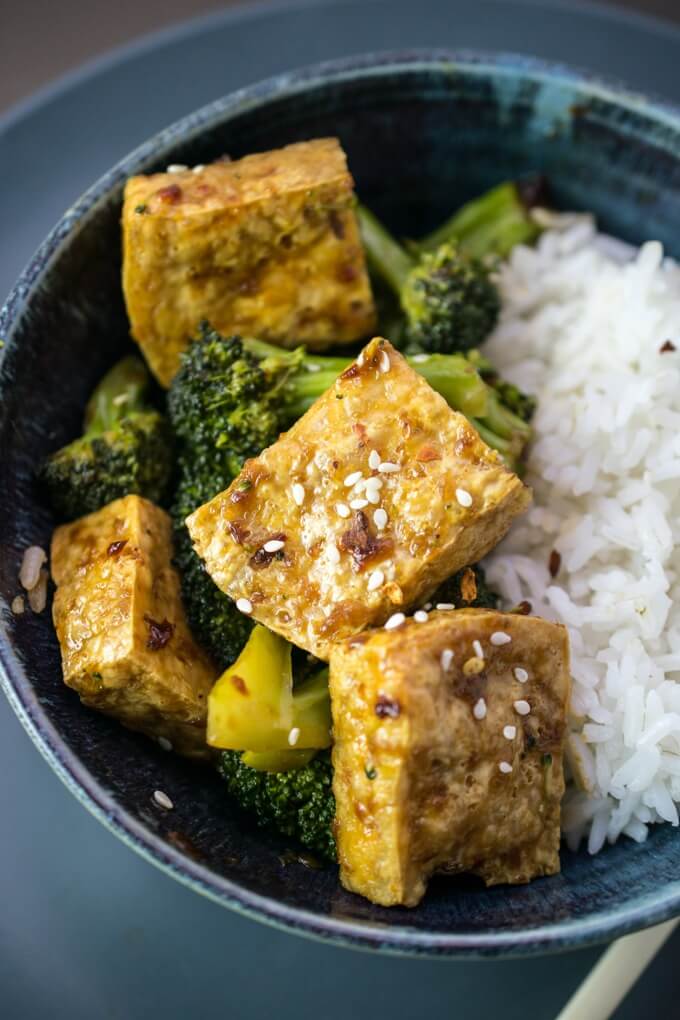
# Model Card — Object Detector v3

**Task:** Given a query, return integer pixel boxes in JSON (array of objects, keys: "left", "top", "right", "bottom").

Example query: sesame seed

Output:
[
  {"left": 490, "top": 631, "right": 512, "bottom": 646},
  {"left": 345, "top": 471, "right": 363, "bottom": 487},
  {"left": 378, "top": 461, "right": 399, "bottom": 473},
  {"left": 350, "top": 498, "right": 368, "bottom": 510},
  {"left": 236, "top": 598, "right": 253, "bottom": 614},
  {"left": 384, "top": 612, "right": 406, "bottom": 631},
  {"left": 327, "top": 545, "right": 341, "bottom": 564},
  {"left": 503, "top": 725, "right": 517, "bottom": 740},
  {"left": 380, "top": 351, "right": 390, "bottom": 373},
  {"left": 288, "top": 727, "right": 301, "bottom": 747},
  {"left": 166, "top": 164, "right": 188, "bottom": 173},
  {"left": 335, "top": 502, "right": 351, "bottom": 518},
  {"left": 292, "top": 483, "right": 305, "bottom": 506},
  {"left": 473, "top": 698, "right": 487, "bottom": 720},
  {"left": 423, "top": 603, "right": 433, "bottom": 611},
  {"left": 365, "top": 475, "right": 383, "bottom": 490},
  {"left": 514, "top": 667, "right": 529, "bottom": 683},
  {"left": 514, "top": 700, "right": 531, "bottom": 716},
  {"left": 153, "top": 790, "right": 174, "bottom": 809},
  {"left": 473, "top": 639, "right": 484, "bottom": 659},
  {"left": 412, "top": 353, "right": 429, "bottom": 363},
  {"left": 367, "top": 569, "right": 384, "bottom": 591},
  {"left": 373, "top": 508, "right": 388, "bottom": 529},
  {"left": 441, "top": 649, "right": 454, "bottom": 670},
  {"left": 357, "top": 351, "right": 365, "bottom": 367},
  {"left": 368, "top": 450, "right": 381, "bottom": 470},
  {"left": 436, "top": 602, "right": 455, "bottom": 611},
  {"left": 367, "top": 488, "right": 381, "bottom": 505},
  {"left": 456, "top": 488, "right": 473, "bottom": 508},
  {"left": 158, "top": 736, "right": 173, "bottom": 751},
  {"left": 499, "top": 762, "right": 513, "bottom": 774},
  {"left": 192, "top": 164, "right": 206, "bottom": 173},
  {"left": 414, "top": 610, "right": 428, "bottom": 623},
  {"left": 263, "top": 539, "right": 284, "bottom": 553}
]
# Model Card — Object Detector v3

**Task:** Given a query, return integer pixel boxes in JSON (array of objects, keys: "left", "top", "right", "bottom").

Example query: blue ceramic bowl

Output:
[{"left": 3, "top": 52, "right": 680, "bottom": 957}]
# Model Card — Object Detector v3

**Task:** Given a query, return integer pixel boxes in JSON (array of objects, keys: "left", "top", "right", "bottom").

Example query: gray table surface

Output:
[{"left": 3, "top": 2, "right": 680, "bottom": 1016}]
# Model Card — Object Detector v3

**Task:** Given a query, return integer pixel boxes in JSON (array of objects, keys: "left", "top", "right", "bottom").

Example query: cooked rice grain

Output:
[{"left": 485, "top": 218, "right": 680, "bottom": 851}]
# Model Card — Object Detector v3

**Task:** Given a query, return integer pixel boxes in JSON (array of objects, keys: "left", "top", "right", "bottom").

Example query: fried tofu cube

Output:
[
  {"left": 330, "top": 609, "right": 570, "bottom": 906},
  {"left": 51, "top": 495, "right": 216, "bottom": 758},
  {"left": 186, "top": 338, "right": 531, "bottom": 661},
  {"left": 122, "top": 138, "right": 376, "bottom": 386}
]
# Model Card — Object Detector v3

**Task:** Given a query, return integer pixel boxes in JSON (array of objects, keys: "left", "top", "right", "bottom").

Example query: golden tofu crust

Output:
[
  {"left": 122, "top": 138, "right": 376, "bottom": 386},
  {"left": 186, "top": 339, "right": 531, "bottom": 661},
  {"left": 330, "top": 609, "right": 571, "bottom": 906},
  {"left": 51, "top": 495, "right": 216, "bottom": 758}
]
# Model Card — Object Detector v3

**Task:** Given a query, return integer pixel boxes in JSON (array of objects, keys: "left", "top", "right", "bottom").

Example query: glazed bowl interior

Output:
[{"left": 3, "top": 52, "right": 680, "bottom": 957}]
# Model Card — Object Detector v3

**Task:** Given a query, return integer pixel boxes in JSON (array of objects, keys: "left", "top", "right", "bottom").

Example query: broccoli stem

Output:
[
  {"left": 417, "top": 181, "right": 541, "bottom": 258},
  {"left": 83, "top": 356, "right": 150, "bottom": 433},
  {"left": 355, "top": 204, "right": 414, "bottom": 293}
]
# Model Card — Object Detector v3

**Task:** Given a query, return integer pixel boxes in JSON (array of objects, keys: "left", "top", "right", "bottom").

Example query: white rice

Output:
[{"left": 484, "top": 216, "right": 680, "bottom": 852}]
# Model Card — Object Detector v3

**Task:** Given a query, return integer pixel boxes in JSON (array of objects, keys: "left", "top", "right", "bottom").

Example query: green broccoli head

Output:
[
  {"left": 40, "top": 357, "right": 173, "bottom": 521},
  {"left": 219, "top": 750, "right": 336, "bottom": 861},
  {"left": 400, "top": 243, "right": 500, "bottom": 354},
  {"left": 168, "top": 324, "right": 280, "bottom": 480},
  {"left": 433, "top": 564, "right": 499, "bottom": 610}
]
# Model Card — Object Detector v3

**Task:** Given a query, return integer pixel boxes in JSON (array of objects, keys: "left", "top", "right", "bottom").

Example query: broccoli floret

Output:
[
  {"left": 40, "top": 356, "right": 172, "bottom": 521},
  {"left": 219, "top": 749, "right": 336, "bottom": 861},
  {"left": 416, "top": 178, "right": 544, "bottom": 259},
  {"left": 357, "top": 204, "right": 499, "bottom": 354},
  {"left": 433, "top": 564, "right": 499, "bottom": 610},
  {"left": 466, "top": 349, "right": 536, "bottom": 424}
]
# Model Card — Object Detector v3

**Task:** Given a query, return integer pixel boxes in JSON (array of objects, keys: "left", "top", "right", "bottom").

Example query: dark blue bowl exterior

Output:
[{"left": 3, "top": 52, "right": 680, "bottom": 957}]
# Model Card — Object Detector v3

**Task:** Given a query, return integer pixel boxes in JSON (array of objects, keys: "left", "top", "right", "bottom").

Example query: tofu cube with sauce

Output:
[
  {"left": 122, "top": 138, "right": 376, "bottom": 386},
  {"left": 186, "top": 337, "right": 531, "bottom": 661},
  {"left": 51, "top": 494, "right": 216, "bottom": 758},
  {"left": 330, "top": 609, "right": 571, "bottom": 907}
]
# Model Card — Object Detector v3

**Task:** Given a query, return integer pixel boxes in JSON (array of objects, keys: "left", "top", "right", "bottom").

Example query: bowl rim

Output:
[{"left": 4, "top": 48, "right": 680, "bottom": 957}]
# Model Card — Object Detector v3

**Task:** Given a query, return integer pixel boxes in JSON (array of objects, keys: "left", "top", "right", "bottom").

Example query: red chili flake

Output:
[
  {"left": 375, "top": 694, "right": 401, "bottom": 718},
  {"left": 340, "top": 511, "right": 386, "bottom": 571},
  {"left": 459, "top": 567, "right": 478, "bottom": 604},
  {"left": 107, "top": 539, "right": 127, "bottom": 557},
  {"left": 157, "top": 183, "right": 182, "bottom": 204},
  {"left": 549, "top": 550, "right": 561, "bottom": 577},
  {"left": 144, "top": 616, "right": 175, "bottom": 650},
  {"left": 249, "top": 532, "right": 287, "bottom": 570},
  {"left": 340, "top": 363, "right": 361, "bottom": 381},
  {"left": 660, "top": 340, "right": 676, "bottom": 353},
  {"left": 228, "top": 521, "right": 250, "bottom": 545},
  {"left": 230, "top": 674, "right": 248, "bottom": 696},
  {"left": 352, "top": 422, "right": 368, "bottom": 445},
  {"left": 416, "top": 444, "right": 441, "bottom": 462}
]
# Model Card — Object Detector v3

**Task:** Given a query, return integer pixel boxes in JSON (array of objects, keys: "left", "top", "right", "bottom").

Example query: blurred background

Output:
[{"left": 2, "top": 0, "right": 680, "bottom": 114}]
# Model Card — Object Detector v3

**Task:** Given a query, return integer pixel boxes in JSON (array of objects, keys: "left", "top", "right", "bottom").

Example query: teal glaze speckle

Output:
[{"left": 3, "top": 52, "right": 680, "bottom": 958}]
